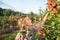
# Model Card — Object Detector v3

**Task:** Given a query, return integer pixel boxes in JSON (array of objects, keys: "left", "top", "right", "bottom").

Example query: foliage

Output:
[{"left": 0, "top": 0, "right": 60, "bottom": 40}]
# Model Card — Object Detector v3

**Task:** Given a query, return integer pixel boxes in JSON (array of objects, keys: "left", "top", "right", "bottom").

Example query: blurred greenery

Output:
[
  {"left": 0, "top": 0, "right": 60, "bottom": 40},
  {"left": 0, "top": 30, "right": 19, "bottom": 40}
]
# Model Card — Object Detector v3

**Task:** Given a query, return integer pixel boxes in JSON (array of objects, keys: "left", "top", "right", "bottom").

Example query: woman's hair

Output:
[{"left": 17, "top": 15, "right": 32, "bottom": 31}]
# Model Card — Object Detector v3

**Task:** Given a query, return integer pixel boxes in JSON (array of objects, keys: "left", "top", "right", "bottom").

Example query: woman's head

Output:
[{"left": 18, "top": 15, "right": 32, "bottom": 31}]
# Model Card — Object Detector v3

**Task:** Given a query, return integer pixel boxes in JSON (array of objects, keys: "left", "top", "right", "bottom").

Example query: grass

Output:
[{"left": 0, "top": 30, "right": 19, "bottom": 40}]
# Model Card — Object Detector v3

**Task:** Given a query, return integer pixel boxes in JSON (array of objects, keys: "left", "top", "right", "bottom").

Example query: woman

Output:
[
  {"left": 15, "top": 15, "right": 32, "bottom": 40},
  {"left": 15, "top": 12, "right": 50, "bottom": 40}
]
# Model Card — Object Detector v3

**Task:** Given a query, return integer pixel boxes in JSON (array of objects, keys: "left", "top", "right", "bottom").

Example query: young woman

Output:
[
  {"left": 15, "top": 12, "right": 50, "bottom": 40},
  {"left": 15, "top": 15, "right": 32, "bottom": 40}
]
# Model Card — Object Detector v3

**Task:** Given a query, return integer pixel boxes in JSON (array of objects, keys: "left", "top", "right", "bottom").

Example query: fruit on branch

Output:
[
  {"left": 38, "top": 30, "right": 46, "bottom": 37},
  {"left": 39, "top": 30, "right": 44, "bottom": 34},
  {"left": 53, "top": 8, "right": 58, "bottom": 14},
  {"left": 48, "top": 0, "right": 53, "bottom": 10},
  {"left": 47, "top": 0, "right": 59, "bottom": 14},
  {"left": 52, "top": 2, "right": 56, "bottom": 7},
  {"left": 48, "top": 5, "right": 53, "bottom": 10},
  {"left": 48, "top": 1, "right": 52, "bottom": 4},
  {"left": 48, "top": 0, "right": 57, "bottom": 10}
]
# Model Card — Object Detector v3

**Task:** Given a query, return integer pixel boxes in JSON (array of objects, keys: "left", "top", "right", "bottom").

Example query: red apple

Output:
[
  {"left": 53, "top": 8, "right": 58, "bottom": 14},
  {"left": 52, "top": 2, "right": 56, "bottom": 7},
  {"left": 48, "top": 1, "right": 52, "bottom": 4},
  {"left": 48, "top": 5, "right": 53, "bottom": 9}
]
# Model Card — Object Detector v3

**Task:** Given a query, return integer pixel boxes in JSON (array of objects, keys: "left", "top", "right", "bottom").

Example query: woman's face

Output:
[
  {"left": 25, "top": 16, "right": 32, "bottom": 26},
  {"left": 18, "top": 16, "right": 32, "bottom": 31}
]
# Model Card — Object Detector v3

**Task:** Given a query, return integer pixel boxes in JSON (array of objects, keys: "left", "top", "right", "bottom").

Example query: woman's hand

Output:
[{"left": 15, "top": 32, "right": 23, "bottom": 40}]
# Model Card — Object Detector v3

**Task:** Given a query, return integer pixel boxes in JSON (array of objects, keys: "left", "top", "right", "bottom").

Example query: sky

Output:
[{"left": 0, "top": 0, "right": 47, "bottom": 13}]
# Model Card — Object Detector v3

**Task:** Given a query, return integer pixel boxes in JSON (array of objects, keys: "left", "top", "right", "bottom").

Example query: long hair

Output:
[{"left": 17, "top": 15, "right": 32, "bottom": 31}]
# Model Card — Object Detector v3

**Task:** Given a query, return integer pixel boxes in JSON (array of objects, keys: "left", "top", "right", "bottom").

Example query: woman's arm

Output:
[
  {"left": 15, "top": 12, "right": 50, "bottom": 40},
  {"left": 25, "top": 12, "right": 50, "bottom": 40},
  {"left": 30, "top": 12, "right": 50, "bottom": 32}
]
